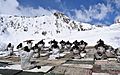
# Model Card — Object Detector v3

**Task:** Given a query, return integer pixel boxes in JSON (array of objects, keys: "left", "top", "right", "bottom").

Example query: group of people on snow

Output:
[{"left": 3, "top": 39, "right": 120, "bottom": 70}]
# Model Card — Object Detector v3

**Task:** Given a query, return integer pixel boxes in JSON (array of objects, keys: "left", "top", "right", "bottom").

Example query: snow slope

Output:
[{"left": 0, "top": 13, "right": 120, "bottom": 50}]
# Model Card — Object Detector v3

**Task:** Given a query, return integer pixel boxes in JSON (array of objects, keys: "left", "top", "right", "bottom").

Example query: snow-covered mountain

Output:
[{"left": 0, "top": 12, "right": 120, "bottom": 50}]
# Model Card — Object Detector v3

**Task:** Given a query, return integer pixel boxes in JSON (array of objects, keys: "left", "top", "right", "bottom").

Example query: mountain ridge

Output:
[{"left": 0, "top": 12, "right": 120, "bottom": 49}]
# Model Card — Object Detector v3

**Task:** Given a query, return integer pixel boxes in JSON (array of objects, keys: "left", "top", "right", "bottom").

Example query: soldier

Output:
[
  {"left": 73, "top": 40, "right": 79, "bottom": 46},
  {"left": 36, "top": 40, "right": 46, "bottom": 57},
  {"left": 94, "top": 46, "right": 107, "bottom": 60},
  {"left": 17, "top": 43, "right": 23, "bottom": 51},
  {"left": 95, "top": 39, "right": 105, "bottom": 49},
  {"left": 6, "top": 43, "right": 14, "bottom": 56},
  {"left": 51, "top": 39, "right": 58, "bottom": 45},
  {"left": 105, "top": 45, "right": 115, "bottom": 58},
  {"left": 19, "top": 46, "right": 41, "bottom": 70},
  {"left": 48, "top": 39, "right": 58, "bottom": 51},
  {"left": 59, "top": 40, "right": 66, "bottom": 52},
  {"left": 24, "top": 40, "right": 34, "bottom": 49},
  {"left": 64, "top": 41, "right": 72, "bottom": 52},
  {"left": 115, "top": 48, "right": 120, "bottom": 62},
  {"left": 37, "top": 40, "right": 45, "bottom": 50},
  {"left": 49, "top": 43, "right": 60, "bottom": 60},
  {"left": 74, "top": 40, "right": 88, "bottom": 58},
  {"left": 72, "top": 45, "right": 81, "bottom": 59},
  {"left": 49, "top": 39, "right": 58, "bottom": 45},
  {"left": 94, "top": 39, "right": 108, "bottom": 60},
  {"left": 33, "top": 44, "right": 40, "bottom": 58},
  {"left": 79, "top": 40, "right": 88, "bottom": 52},
  {"left": 16, "top": 43, "right": 23, "bottom": 56}
]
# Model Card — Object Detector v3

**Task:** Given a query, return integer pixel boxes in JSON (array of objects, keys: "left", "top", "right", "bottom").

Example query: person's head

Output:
[
  {"left": 73, "top": 40, "right": 77, "bottom": 44},
  {"left": 17, "top": 43, "right": 22, "bottom": 49},
  {"left": 8, "top": 43, "right": 11, "bottom": 47},
  {"left": 115, "top": 48, "right": 120, "bottom": 56},
  {"left": 80, "top": 40, "right": 84, "bottom": 44},
  {"left": 24, "top": 46, "right": 30, "bottom": 52},
  {"left": 73, "top": 40, "right": 80, "bottom": 46},
  {"left": 79, "top": 44, "right": 85, "bottom": 49},
  {"left": 65, "top": 41, "right": 72, "bottom": 48},
  {"left": 51, "top": 44, "right": 59, "bottom": 49},
  {"left": 72, "top": 45, "right": 79, "bottom": 53},
  {"left": 60, "top": 40, "right": 66, "bottom": 46},
  {"left": 108, "top": 46, "right": 114, "bottom": 50},
  {"left": 97, "top": 46, "right": 106, "bottom": 53},
  {"left": 52, "top": 39, "right": 58, "bottom": 45},
  {"left": 97, "top": 39, "right": 104, "bottom": 44},
  {"left": 27, "top": 40, "right": 33, "bottom": 44},
  {"left": 72, "top": 45, "right": 79, "bottom": 50},
  {"left": 26, "top": 41, "right": 33, "bottom": 49},
  {"left": 37, "top": 40, "right": 45, "bottom": 47},
  {"left": 34, "top": 44, "right": 38, "bottom": 49},
  {"left": 80, "top": 40, "right": 88, "bottom": 46}
]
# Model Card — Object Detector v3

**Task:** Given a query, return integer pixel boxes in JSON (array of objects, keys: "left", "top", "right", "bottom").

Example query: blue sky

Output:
[{"left": 0, "top": 0, "right": 120, "bottom": 25}]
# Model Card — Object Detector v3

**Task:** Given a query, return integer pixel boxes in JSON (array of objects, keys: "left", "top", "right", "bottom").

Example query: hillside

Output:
[{"left": 0, "top": 12, "right": 120, "bottom": 50}]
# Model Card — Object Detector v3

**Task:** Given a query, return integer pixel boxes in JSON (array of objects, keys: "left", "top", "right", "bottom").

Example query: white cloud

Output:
[
  {"left": 20, "top": 7, "right": 52, "bottom": 16},
  {"left": 0, "top": 0, "right": 21, "bottom": 15},
  {"left": 0, "top": 0, "right": 117, "bottom": 25},
  {"left": 0, "top": 0, "right": 52, "bottom": 16},
  {"left": 74, "top": 3, "right": 113, "bottom": 22},
  {"left": 74, "top": 9, "right": 92, "bottom": 22},
  {"left": 112, "top": 0, "right": 120, "bottom": 9},
  {"left": 115, "top": 1, "right": 120, "bottom": 9},
  {"left": 107, "top": 0, "right": 120, "bottom": 15}
]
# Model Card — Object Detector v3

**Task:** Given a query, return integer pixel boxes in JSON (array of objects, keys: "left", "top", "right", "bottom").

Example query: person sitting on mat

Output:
[{"left": 20, "top": 46, "right": 41, "bottom": 70}]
